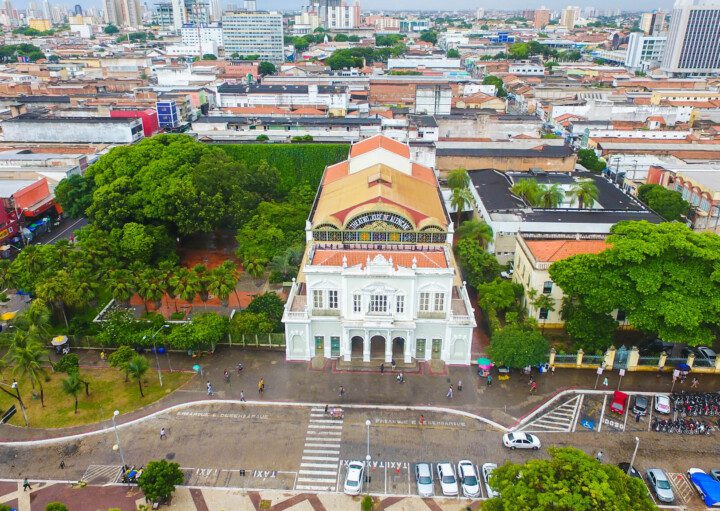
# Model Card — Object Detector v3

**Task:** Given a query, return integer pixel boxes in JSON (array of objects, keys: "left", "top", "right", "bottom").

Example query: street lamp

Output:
[
  {"left": 627, "top": 436, "right": 640, "bottom": 476},
  {"left": 365, "top": 419, "right": 371, "bottom": 463},
  {"left": 142, "top": 324, "right": 169, "bottom": 387},
  {"left": 111, "top": 410, "right": 126, "bottom": 468}
]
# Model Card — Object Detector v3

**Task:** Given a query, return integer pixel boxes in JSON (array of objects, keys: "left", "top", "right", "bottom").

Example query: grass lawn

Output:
[{"left": 0, "top": 366, "right": 193, "bottom": 429}]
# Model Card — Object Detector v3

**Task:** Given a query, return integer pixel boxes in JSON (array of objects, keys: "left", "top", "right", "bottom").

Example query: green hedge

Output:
[{"left": 218, "top": 143, "right": 349, "bottom": 190}]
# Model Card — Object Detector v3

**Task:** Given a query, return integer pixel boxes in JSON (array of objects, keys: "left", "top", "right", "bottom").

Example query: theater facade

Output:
[{"left": 282, "top": 135, "right": 476, "bottom": 365}]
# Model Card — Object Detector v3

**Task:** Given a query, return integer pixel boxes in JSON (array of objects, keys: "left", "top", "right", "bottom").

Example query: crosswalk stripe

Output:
[
  {"left": 302, "top": 456, "right": 340, "bottom": 461},
  {"left": 305, "top": 443, "right": 341, "bottom": 448},
  {"left": 297, "top": 477, "right": 337, "bottom": 483},
  {"left": 296, "top": 484, "right": 334, "bottom": 491},
  {"left": 304, "top": 449, "right": 340, "bottom": 455},
  {"left": 301, "top": 462, "right": 338, "bottom": 469},
  {"left": 309, "top": 419, "right": 341, "bottom": 424},
  {"left": 305, "top": 436, "right": 342, "bottom": 442},
  {"left": 307, "top": 425, "right": 343, "bottom": 430},
  {"left": 299, "top": 470, "right": 337, "bottom": 476}
]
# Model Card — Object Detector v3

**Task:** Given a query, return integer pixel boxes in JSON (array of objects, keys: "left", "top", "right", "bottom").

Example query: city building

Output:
[
  {"left": 181, "top": 23, "right": 223, "bottom": 49},
  {"left": 156, "top": 100, "right": 180, "bottom": 129},
  {"left": 560, "top": 5, "right": 580, "bottom": 29},
  {"left": 415, "top": 85, "right": 452, "bottom": 115},
  {"left": 1, "top": 115, "right": 144, "bottom": 144},
  {"left": 624, "top": 33, "right": 667, "bottom": 72},
  {"left": 221, "top": 11, "right": 284, "bottom": 63},
  {"left": 534, "top": 8, "right": 551, "bottom": 29},
  {"left": 508, "top": 63, "right": 546, "bottom": 76},
  {"left": 662, "top": 0, "right": 720, "bottom": 76},
  {"left": 282, "top": 135, "right": 476, "bottom": 365},
  {"left": 215, "top": 83, "right": 349, "bottom": 115},
  {"left": 301, "top": 0, "right": 360, "bottom": 29},
  {"left": 399, "top": 19, "right": 430, "bottom": 33},
  {"left": 640, "top": 10, "right": 667, "bottom": 35},
  {"left": 106, "top": 0, "right": 142, "bottom": 26}
]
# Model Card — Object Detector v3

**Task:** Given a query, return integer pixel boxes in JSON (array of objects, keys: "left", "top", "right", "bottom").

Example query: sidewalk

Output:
[{"left": 2, "top": 346, "right": 720, "bottom": 442}]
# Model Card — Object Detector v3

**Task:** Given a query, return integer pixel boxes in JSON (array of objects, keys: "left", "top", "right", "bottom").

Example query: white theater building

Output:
[{"left": 282, "top": 135, "right": 476, "bottom": 365}]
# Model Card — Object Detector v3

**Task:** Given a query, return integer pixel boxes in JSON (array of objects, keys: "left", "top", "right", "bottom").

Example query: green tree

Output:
[
  {"left": 208, "top": 261, "right": 238, "bottom": 306},
  {"left": 482, "top": 75, "right": 506, "bottom": 97},
  {"left": 532, "top": 293, "right": 556, "bottom": 329},
  {"left": 8, "top": 340, "right": 49, "bottom": 406},
  {"left": 446, "top": 168, "right": 470, "bottom": 190},
  {"left": 508, "top": 42, "right": 529, "bottom": 59},
  {"left": 446, "top": 48, "right": 460, "bottom": 58},
  {"left": 107, "top": 269, "right": 135, "bottom": 306},
  {"left": 577, "top": 149, "right": 605, "bottom": 172},
  {"left": 103, "top": 24, "right": 119, "bottom": 34},
  {"left": 45, "top": 504, "right": 69, "bottom": 511},
  {"left": 334, "top": 33, "right": 349, "bottom": 42},
  {"left": 419, "top": 30, "right": 437, "bottom": 44},
  {"left": 484, "top": 447, "right": 656, "bottom": 511},
  {"left": 246, "top": 292, "right": 285, "bottom": 331},
  {"left": 450, "top": 187, "right": 474, "bottom": 228},
  {"left": 549, "top": 221, "right": 720, "bottom": 345},
  {"left": 201, "top": 53, "right": 217, "bottom": 60},
  {"left": 477, "top": 279, "right": 521, "bottom": 313},
  {"left": 137, "top": 460, "right": 184, "bottom": 504},
  {"left": 561, "top": 299, "right": 616, "bottom": 351},
  {"left": 637, "top": 184, "right": 691, "bottom": 221},
  {"left": 169, "top": 267, "right": 200, "bottom": 308},
  {"left": 537, "top": 184, "right": 564, "bottom": 208},
  {"left": 53, "top": 354, "right": 79, "bottom": 374},
  {"left": 488, "top": 323, "right": 548, "bottom": 368},
  {"left": 35, "top": 270, "right": 73, "bottom": 327},
  {"left": 135, "top": 268, "right": 165, "bottom": 313},
  {"left": 259, "top": 61, "right": 276, "bottom": 75},
  {"left": 108, "top": 345, "right": 135, "bottom": 382},
  {"left": 61, "top": 372, "right": 82, "bottom": 414},
  {"left": 455, "top": 237, "right": 501, "bottom": 287},
  {"left": 231, "top": 311, "right": 274, "bottom": 336},
  {"left": 55, "top": 174, "right": 93, "bottom": 218},
  {"left": 510, "top": 178, "right": 541, "bottom": 205},
  {"left": 569, "top": 179, "right": 599, "bottom": 209},
  {"left": 256, "top": 134, "right": 269, "bottom": 141},
  {"left": 455, "top": 219, "right": 493, "bottom": 248},
  {"left": 127, "top": 355, "right": 149, "bottom": 397}
]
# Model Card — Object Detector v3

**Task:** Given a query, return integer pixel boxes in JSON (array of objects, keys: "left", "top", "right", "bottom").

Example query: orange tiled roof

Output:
[
  {"left": 323, "top": 160, "right": 349, "bottom": 185},
  {"left": 525, "top": 239, "right": 608, "bottom": 262},
  {"left": 311, "top": 249, "right": 447, "bottom": 269},
  {"left": 350, "top": 134, "right": 411, "bottom": 159},
  {"left": 411, "top": 163, "right": 436, "bottom": 185}
]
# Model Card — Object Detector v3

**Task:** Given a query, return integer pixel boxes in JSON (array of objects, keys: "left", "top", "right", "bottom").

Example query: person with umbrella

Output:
[{"left": 477, "top": 358, "right": 493, "bottom": 378}]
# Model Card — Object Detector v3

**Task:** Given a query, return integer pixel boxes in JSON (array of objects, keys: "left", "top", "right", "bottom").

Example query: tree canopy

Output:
[
  {"left": 577, "top": 149, "right": 605, "bottom": 173},
  {"left": 637, "top": 184, "right": 691, "bottom": 221},
  {"left": 484, "top": 447, "right": 656, "bottom": 511},
  {"left": 488, "top": 322, "right": 548, "bottom": 368},
  {"left": 549, "top": 221, "right": 720, "bottom": 345},
  {"left": 482, "top": 75, "right": 506, "bottom": 97},
  {"left": 455, "top": 237, "right": 501, "bottom": 288},
  {"left": 137, "top": 460, "right": 184, "bottom": 504}
]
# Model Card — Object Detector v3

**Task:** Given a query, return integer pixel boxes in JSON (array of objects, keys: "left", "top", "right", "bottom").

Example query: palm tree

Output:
[
  {"left": 456, "top": 219, "right": 493, "bottom": 248},
  {"left": 537, "top": 184, "right": 565, "bottom": 209},
  {"left": 127, "top": 355, "right": 149, "bottom": 398},
  {"left": 8, "top": 340, "right": 49, "bottom": 406},
  {"left": 209, "top": 261, "right": 238, "bottom": 307},
  {"left": 13, "top": 299, "right": 51, "bottom": 341},
  {"left": 136, "top": 268, "right": 165, "bottom": 314},
  {"left": 35, "top": 270, "right": 72, "bottom": 328},
  {"left": 169, "top": 267, "right": 201, "bottom": 309},
  {"left": 245, "top": 258, "right": 267, "bottom": 279},
  {"left": 62, "top": 372, "right": 82, "bottom": 414},
  {"left": 447, "top": 168, "right": 470, "bottom": 190},
  {"left": 510, "top": 179, "right": 541, "bottom": 205},
  {"left": 450, "top": 187, "right": 475, "bottom": 228},
  {"left": 569, "top": 179, "right": 599, "bottom": 209},
  {"left": 158, "top": 261, "right": 177, "bottom": 311},
  {"left": 107, "top": 269, "right": 135, "bottom": 306},
  {"left": 192, "top": 264, "right": 211, "bottom": 309}
]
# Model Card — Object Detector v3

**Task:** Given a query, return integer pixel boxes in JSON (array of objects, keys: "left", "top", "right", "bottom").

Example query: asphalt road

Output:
[{"left": 1, "top": 402, "right": 717, "bottom": 509}]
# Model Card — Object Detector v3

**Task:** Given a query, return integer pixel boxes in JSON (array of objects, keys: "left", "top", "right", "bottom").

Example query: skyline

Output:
[{"left": 10, "top": 0, "right": 677, "bottom": 15}]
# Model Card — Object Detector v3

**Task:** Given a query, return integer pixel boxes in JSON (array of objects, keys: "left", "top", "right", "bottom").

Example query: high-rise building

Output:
[
  {"left": 73, "top": 3, "right": 82, "bottom": 14},
  {"left": 106, "top": 0, "right": 141, "bottom": 27},
  {"left": 625, "top": 32, "right": 667, "bottom": 71},
  {"left": 640, "top": 10, "right": 668, "bottom": 34},
  {"left": 243, "top": 0, "right": 256, "bottom": 9},
  {"left": 208, "top": 0, "right": 220, "bottom": 20},
  {"left": 222, "top": 10, "right": 283, "bottom": 62},
  {"left": 303, "top": 0, "right": 359, "bottom": 29},
  {"left": 662, "top": 0, "right": 720, "bottom": 76},
  {"left": 560, "top": 5, "right": 580, "bottom": 29},
  {"left": 105, "top": 0, "right": 120, "bottom": 24},
  {"left": 42, "top": 0, "right": 50, "bottom": 19},
  {"left": 534, "top": 7, "right": 551, "bottom": 29}
]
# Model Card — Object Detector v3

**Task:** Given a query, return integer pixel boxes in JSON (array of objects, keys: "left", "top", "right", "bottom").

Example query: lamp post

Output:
[
  {"left": 142, "top": 324, "right": 169, "bottom": 386},
  {"left": 111, "top": 410, "right": 126, "bottom": 468},
  {"left": 0, "top": 379, "right": 28, "bottom": 426},
  {"left": 365, "top": 419, "right": 371, "bottom": 464},
  {"left": 627, "top": 436, "right": 640, "bottom": 476}
]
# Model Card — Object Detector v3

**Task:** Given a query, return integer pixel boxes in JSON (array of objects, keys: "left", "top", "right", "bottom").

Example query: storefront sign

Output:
[{"left": 346, "top": 212, "right": 412, "bottom": 231}]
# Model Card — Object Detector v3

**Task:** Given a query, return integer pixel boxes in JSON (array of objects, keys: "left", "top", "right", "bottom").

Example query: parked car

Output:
[
  {"left": 436, "top": 462, "right": 458, "bottom": 496},
  {"left": 654, "top": 394, "right": 671, "bottom": 414},
  {"left": 414, "top": 463, "right": 434, "bottom": 498},
  {"left": 631, "top": 395, "right": 648, "bottom": 416},
  {"left": 343, "top": 461, "right": 364, "bottom": 495},
  {"left": 639, "top": 339, "right": 675, "bottom": 355},
  {"left": 687, "top": 468, "right": 720, "bottom": 507},
  {"left": 697, "top": 346, "right": 717, "bottom": 362},
  {"left": 646, "top": 468, "right": 674, "bottom": 503},
  {"left": 482, "top": 463, "right": 499, "bottom": 498},
  {"left": 617, "top": 462, "right": 641, "bottom": 479},
  {"left": 458, "top": 460, "right": 480, "bottom": 498},
  {"left": 502, "top": 432, "right": 541, "bottom": 450},
  {"left": 610, "top": 391, "right": 629, "bottom": 415}
]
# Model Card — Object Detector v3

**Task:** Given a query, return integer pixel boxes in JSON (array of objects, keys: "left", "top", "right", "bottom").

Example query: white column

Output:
[
  {"left": 384, "top": 332, "right": 392, "bottom": 363},
  {"left": 363, "top": 330, "right": 370, "bottom": 362},
  {"left": 404, "top": 330, "right": 412, "bottom": 364},
  {"left": 342, "top": 328, "right": 350, "bottom": 362}
]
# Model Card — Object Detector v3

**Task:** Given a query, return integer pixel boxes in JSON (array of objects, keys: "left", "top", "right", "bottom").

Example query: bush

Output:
[
  {"left": 169, "top": 311, "right": 185, "bottom": 320},
  {"left": 291, "top": 135, "right": 314, "bottom": 143},
  {"left": 361, "top": 496, "right": 373, "bottom": 511},
  {"left": 45, "top": 503, "right": 69, "bottom": 511},
  {"left": 256, "top": 134, "right": 269, "bottom": 141}
]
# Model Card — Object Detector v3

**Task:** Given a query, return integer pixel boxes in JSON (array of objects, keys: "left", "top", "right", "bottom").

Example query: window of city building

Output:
[
  {"left": 433, "top": 293, "right": 445, "bottom": 312},
  {"left": 313, "top": 289, "right": 324, "bottom": 309},
  {"left": 542, "top": 281, "right": 553, "bottom": 294},
  {"left": 396, "top": 295, "right": 405, "bottom": 314},
  {"left": 328, "top": 290, "right": 338, "bottom": 309},
  {"left": 539, "top": 308, "right": 549, "bottom": 320},
  {"left": 419, "top": 292, "right": 430, "bottom": 311},
  {"left": 353, "top": 293, "right": 361, "bottom": 313},
  {"left": 370, "top": 294, "right": 388, "bottom": 313},
  {"left": 616, "top": 309, "right": 626, "bottom": 322}
]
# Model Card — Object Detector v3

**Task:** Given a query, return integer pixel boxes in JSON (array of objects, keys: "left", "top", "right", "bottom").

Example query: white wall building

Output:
[
  {"left": 221, "top": 11, "right": 284, "bottom": 62},
  {"left": 508, "top": 63, "right": 546, "bottom": 76},
  {"left": 662, "top": 0, "right": 720, "bottom": 76},
  {"left": 625, "top": 33, "right": 667, "bottom": 71},
  {"left": 415, "top": 85, "right": 452, "bottom": 115},
  {"left": 181, "top": 23, "right": 224, "bottom": 49},
  {"left": 283, "top": 135, "right": 476, "bottom": 365},
  {"left": 215, "top": 83, "right": 350, "bottom": 115}
]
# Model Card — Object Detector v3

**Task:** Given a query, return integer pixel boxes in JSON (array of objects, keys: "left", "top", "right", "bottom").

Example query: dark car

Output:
[
  {"left": 639, "top": 339, "right": 675, "bottom": 355},
  {"left": 632, "top": 396, "right": 648, "bottom": 416},
  {"left": 618, "top": 463, "right": 641, "bottom": 479}
]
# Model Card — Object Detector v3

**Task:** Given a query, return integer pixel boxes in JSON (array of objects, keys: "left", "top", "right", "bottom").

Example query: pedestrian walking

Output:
[
  {"left": 240, "top": 390, "right": 246, "bottom": 402},
  {"left": 258, "top": 378, "right": 265, "bottom": 395},
  {"left": 224, "top": 369, "right": 230, "bottom": 384},
  {"left": 22, "top": 478, "right": 31, "bottom": 491},
  {"left": 100, "top": 350, "right": 106, "bottom": 361},
  {"left": 419, "top": 414, "right": 425, "bottom": 426},
  {"left": 487, "top": 375, "right": 492, "bottom": 387},
  {"left": 635, "top": 412, "right": 641, "bottom": 423},
  {"left": 160, "top": 427, "right": 167, "bottom": 440},
  {"left": 595, "top": 451, "right": 603, "bottom": 462},
  {"left": 391, "top": 359, "right": 397, "bottom": 371},
  {"left": 530, "top": 381, "right": 537, "bottom": 394},
  {"left": 380, "top": 363, "right": 384, "bottom": 374},
  {"left": 602, "top": 377, "right": 609, "bottom": 387},
  {"left": 691, "top": 377, "right": 699, "bottom": 389},
  {"left": 551, "top": 365, "right": 555, "bottom": 375},
  {"left": 339, "top": 386, "right": 346, "bottom": 398},
  {"left": 446, "top": 385, "right": 454, "bottom": 399},
  {"left": 458, "top": 380, "right": 463, "bottom": 392},
  {"left": 59, "top": 460, "right": 65, "bottom": 470},
  {"left": 206, "top": 381, "right": 213, "bottom": 396},
  {"left": 396, "top": 371, "right": 404, "bottom": 383},
  {"left": 324, "top": 404, "right": 329, "bottom": 414},
  {"left": 236, "top": 362, "right": 243, "bottom": 374}
]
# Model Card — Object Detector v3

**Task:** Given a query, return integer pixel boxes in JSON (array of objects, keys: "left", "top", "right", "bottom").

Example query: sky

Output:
[{"left": 15, "top": 0, "right": 676, "bottom": 15}]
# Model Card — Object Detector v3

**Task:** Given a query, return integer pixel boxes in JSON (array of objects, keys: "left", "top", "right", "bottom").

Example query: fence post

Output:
[
  {"left": 658, "top": 351, "right": 668, "bottom": 371},
  {"left": 714, "top": 355, "right": 720, "bottom": 374},
  {"left": 626, "top": 346, "right": 639, "bottom": 372},
  {"left": 268, "top": 333, "right": 271, "bottom": 346},
  {"left": 687, "top": 352, "right": 696, "bottom": 369},
  {"left": 548, "top": 347, "right": 556, "bottom": 367},
  {"left": 575, "top": 349, "right": 584, "bottom": 367},
  {"left": 256, "top": 334, "right": 259, "bottom": 348},
  {"left": 603, "top": 346, "right": 616, "bottom": 370}
]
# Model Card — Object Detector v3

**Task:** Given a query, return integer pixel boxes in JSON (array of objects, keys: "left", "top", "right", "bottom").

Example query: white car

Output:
[
  {"left": 436, "top": 462, "right": 458, "bottom": 496},
  {"left": 502, "top": 432, "right": 541, "bottom": 450},
  {"left": 654, "top": 394, "right": 671, "bottom": 414},
  {"left": 343, "top": 461, "right": 364, "bottom": 495},
  {"left": 457, "top": 460, "right": 480, "bottom": 498},
  {"left": 482, "top": 463, "right": 499, "bottom": 498}
]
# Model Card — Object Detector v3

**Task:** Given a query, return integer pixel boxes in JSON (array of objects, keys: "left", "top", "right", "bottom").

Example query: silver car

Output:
[
  {"left": 646, "top": 468, "right": 674, "bottom": 503},
  {"left": 458, "top": 460, "right": 480, "bottom": 498},
  {"left": 414, "top": 462, "right": 434, "bottom": 497},
  {"left": 482, "top": 463, "right": 499, "bottom": 498}
]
